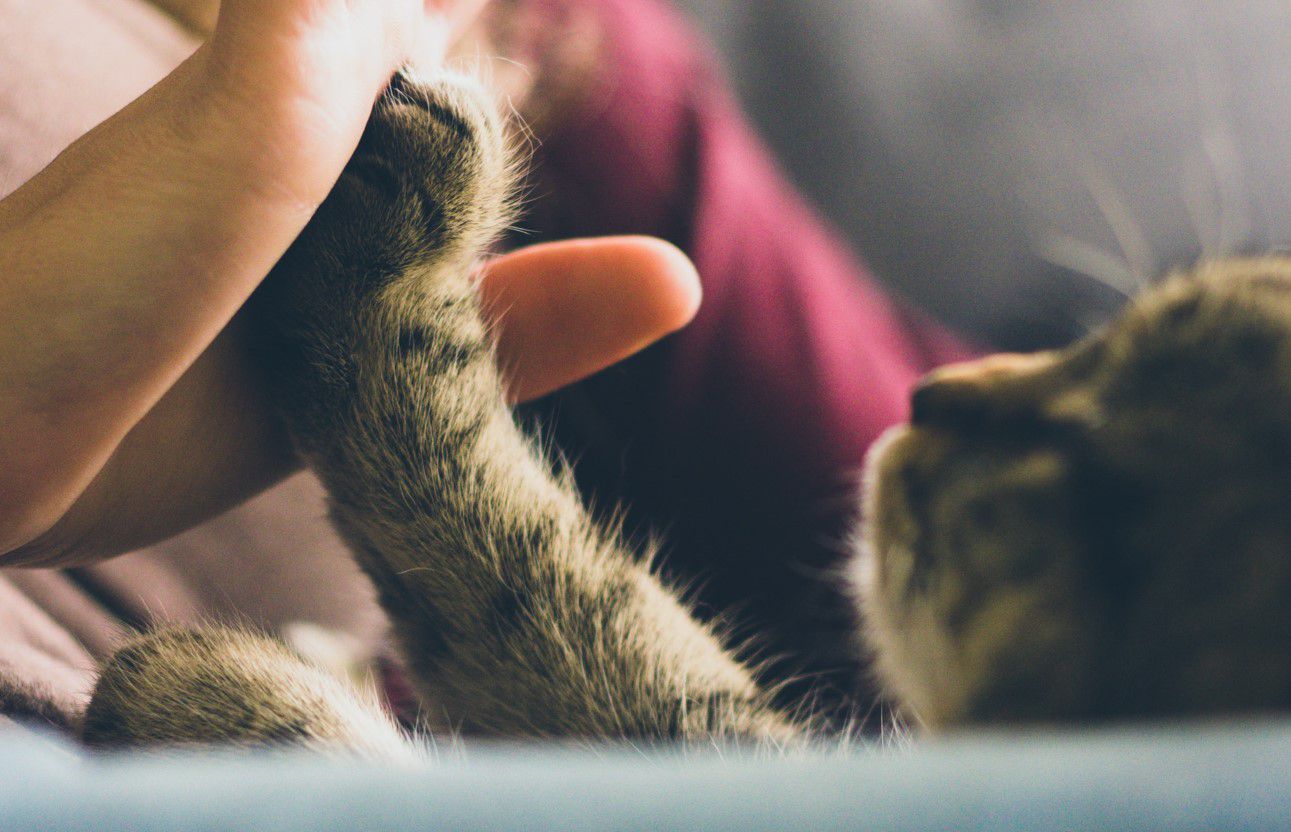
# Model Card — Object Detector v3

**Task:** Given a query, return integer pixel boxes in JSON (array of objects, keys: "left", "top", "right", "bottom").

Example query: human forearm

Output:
[
  {"left": 0, "top": 0, "right": 452, "bottom": 553},
  {"left": 0, "top": 49, "right": 301, "bottom": 551},
  {"left": 0, "top": 35, "right": 374, "bottom": 550},
  {"left": 5, "top": 315, "right": 296, "bottom": 568}
]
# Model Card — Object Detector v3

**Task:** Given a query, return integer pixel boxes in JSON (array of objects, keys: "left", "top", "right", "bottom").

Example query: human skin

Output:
[{"left": 0, "top": 0, "right": 701, "bottom": 565}]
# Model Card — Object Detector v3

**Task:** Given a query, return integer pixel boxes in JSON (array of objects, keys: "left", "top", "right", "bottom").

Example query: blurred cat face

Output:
[{"left": 858, "top": 257, "right": 1291, "bottom": 729}]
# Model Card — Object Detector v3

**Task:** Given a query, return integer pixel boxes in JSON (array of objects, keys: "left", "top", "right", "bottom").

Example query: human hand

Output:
[
  {"left": 0, "top": 0, "right": 698, "bottom": 563},
  {"left": 201, "top": 0, "right": 492, "bottom": 210},
  {"left": 3, "top": 236, "right": 700, "bottom": 568},
  {"left": 0, "top": 0, "right": 496, "bottom": 551}
]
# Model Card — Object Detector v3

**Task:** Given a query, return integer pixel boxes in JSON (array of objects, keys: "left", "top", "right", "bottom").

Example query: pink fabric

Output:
[
  {"left": 527, "top": 0, "right": 972, "bottom": 487},
  {"left": 518, "top": 0, "right": 974, "bottom": 713}
]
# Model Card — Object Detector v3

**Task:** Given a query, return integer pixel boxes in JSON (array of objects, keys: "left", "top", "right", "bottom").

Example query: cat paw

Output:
[
  {"left": 253, "top": 68, "right": 515, "bottom": 437},
  {"left": 82, "top": 628, "right": 412, "bottom": 759},
  {"left": 257, "top": 67, "right": 515, "bottom": 347},
  {"left": 338, "top": 68, "right": 515, "bottom": 265}
]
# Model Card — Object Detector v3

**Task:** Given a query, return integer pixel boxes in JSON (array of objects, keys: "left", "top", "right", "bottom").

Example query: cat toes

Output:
[
  {"left": 82, "top": 628, "right": 412, "bottom": 758},
  {"left": 342, "top": 68, "right": 515, "bottom": 261}
]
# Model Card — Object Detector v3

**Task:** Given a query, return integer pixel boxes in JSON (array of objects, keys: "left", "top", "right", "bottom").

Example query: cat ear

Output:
[{"left": 910, "top": 352, "right": 1057, "bottom": 425}]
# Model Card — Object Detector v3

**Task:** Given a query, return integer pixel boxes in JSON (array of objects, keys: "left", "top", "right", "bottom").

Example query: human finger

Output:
[{"left": 478, "top": 237, "right": 703, "bottom": 404}]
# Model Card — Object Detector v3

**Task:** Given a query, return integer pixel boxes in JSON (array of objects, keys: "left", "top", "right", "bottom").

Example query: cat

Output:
[
  {"left": 859, "top": 258, "right": 1291, "bottom": 728},
  {"left": 76, "top": 69, "right": 1291, "bottom": 754}
]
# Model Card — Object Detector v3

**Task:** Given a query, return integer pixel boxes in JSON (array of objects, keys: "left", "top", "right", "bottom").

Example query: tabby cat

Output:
[
  {"left": 78, "top": 70, "right": 1291, "bottom": 753},
  {"left": 860, "top": 258, "right": 1291, "bottom": 728}
]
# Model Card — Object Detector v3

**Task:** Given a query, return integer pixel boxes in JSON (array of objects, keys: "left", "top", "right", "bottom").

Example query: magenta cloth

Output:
[{"left": 514, "top": 0, "right": 976, "bottom": 714}]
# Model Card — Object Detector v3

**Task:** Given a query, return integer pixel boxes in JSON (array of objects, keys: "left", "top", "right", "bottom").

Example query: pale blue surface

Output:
[{"left": 2, "top": 721, "right": 1289, "bottom": 830}]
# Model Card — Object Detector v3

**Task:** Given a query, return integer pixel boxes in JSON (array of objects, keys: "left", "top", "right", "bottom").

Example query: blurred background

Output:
[{"left": 674, "top": 0, "right": 1291, "bottom": 349}]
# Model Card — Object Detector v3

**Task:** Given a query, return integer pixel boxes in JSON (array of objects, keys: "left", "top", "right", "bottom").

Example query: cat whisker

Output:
[
  {"left": 1178, "top": 32, "right": 1253, "bottom": 261},
  {"left": 1076, "top": 164, "right": 1156, "bottom": 289},
  {"left": 1033, "top": 233, "right": 1137, "bottom": 300}
]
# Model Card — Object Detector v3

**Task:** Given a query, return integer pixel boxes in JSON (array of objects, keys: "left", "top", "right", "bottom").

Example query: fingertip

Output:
[
  {"left": 479, "top": 235, "right": 704, "bottom": 403},
  {"left": 614, "top": 236, "right": 703, "bottom": 337}
]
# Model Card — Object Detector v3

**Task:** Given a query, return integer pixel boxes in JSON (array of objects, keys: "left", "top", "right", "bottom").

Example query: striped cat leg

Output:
[{"left": 256, "top": 71, "right": 801, "bottom": 743}]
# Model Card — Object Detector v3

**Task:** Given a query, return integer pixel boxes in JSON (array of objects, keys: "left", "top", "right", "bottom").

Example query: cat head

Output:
[{"left": 858, "top": 257, "right": 1291, "bottom": 728}]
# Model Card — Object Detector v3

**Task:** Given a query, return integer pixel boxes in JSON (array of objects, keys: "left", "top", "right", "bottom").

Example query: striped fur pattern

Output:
[
  {"left": 859, "top": 259, "right": 1291, "bottom": 729},
  {"left": 80, "top": 70, "right": 797, "bottom": 753}
]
